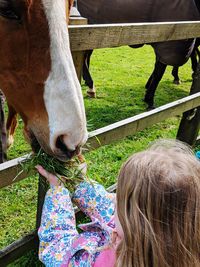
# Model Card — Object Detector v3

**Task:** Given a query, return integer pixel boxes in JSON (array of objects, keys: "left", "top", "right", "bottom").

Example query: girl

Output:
[{"left": 37, "top": 139, "right": 200, "bottom": 267}]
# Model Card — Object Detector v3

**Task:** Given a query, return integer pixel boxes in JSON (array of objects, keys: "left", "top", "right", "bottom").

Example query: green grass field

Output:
[{"left": 1, "top": 45, "right": 199, "bottom": 266}]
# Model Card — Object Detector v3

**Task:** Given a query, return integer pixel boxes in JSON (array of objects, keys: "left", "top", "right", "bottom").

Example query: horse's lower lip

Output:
[
  {"left": 53, "top": 149, "right": 76, "bottom": 162},
  {"left": 55, "top": 155, "right": 69, "bottom": 162}
]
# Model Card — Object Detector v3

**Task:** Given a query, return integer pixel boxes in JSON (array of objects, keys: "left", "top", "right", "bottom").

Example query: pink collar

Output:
[{"left": 94, "top": 248, "right": 116, "bottom": 267}]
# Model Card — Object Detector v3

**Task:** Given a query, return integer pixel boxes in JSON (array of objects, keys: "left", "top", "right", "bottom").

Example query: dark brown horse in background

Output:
[
  {"left": 171, "top": 38, "right": 200, "bottom": 84},
  {"left": 77, "top": 0, "right": 200, "bottom": 108}
]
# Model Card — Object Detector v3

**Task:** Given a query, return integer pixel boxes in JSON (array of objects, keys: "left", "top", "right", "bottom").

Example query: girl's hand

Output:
[{"left": 36, "top": 165, "right": 62, "bottom": 186}]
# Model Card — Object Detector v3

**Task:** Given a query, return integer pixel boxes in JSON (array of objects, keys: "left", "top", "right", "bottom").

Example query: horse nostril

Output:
[{"left": 55, "top": 135, "right": 78, "bottom": 159}]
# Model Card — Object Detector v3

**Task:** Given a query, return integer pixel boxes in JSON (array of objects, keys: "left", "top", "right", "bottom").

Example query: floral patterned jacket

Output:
[{"left": 38, "top": 181, "right": 116, "bottom": 267}]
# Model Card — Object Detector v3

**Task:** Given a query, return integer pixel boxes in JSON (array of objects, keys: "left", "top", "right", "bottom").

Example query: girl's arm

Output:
[
  {"left": 72, "top": 181, "right": 115, "bottom": 227},
  {"left": 37, "top": 166, "right": 102, "bottom": 267},
  {"left": 38, "top": 185, "right": 79, "bottom": 266},
  {"left": 37, "top": 165, "right": 115, "bottom": 266}
]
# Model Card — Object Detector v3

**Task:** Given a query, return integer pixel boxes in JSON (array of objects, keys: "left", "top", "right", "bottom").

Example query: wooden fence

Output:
[{"left": 0, "top": 20, "right": 200, "bottom": 265}]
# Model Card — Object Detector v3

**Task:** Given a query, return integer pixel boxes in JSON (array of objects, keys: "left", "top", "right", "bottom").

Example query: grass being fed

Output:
[{"left": 20, "top": 149, "right": 86, "bottom": 193}]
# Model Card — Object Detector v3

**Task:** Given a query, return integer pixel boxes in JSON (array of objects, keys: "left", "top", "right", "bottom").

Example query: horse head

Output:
[{"left": 0, "top": 0, "right": 88, "bottom": 161}]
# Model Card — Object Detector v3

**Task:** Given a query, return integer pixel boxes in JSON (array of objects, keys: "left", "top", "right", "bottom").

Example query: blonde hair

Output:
[{"left": 115, "top": 139, "right": 200, "bottom": 267}]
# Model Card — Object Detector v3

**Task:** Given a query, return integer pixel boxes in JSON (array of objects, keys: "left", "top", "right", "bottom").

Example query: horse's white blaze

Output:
[{"left": 42, "top": 0, "right": 88, "bottom": 152}]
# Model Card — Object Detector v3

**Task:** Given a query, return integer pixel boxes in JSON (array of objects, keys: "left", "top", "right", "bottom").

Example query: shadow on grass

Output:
[
  {"left": 155, "top": 80, "right": 190, "bottom": 106},
  {"left": 83, "top": 81, "right": 190, "bottom": 131},
  {"left": 84, "top": 85, "right": 147, "bottom": 130}
]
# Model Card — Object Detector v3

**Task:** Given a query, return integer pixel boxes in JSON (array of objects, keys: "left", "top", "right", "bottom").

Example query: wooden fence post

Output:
[
  {"left": 70, "top": 7, "right": 88, "bottom": 82},
  {"left": 35, "top": 176, "right": 49, "bottom": 230},
  {"left": 176, "top": 63, "right": 200, "bottom": 146}
]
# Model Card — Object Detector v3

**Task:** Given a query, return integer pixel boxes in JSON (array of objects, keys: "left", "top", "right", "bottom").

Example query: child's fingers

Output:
[
  {"left": 35, "top": 165, "right": 61, "bottom": 186},
  {"left": 36, "top": 165, "right": 50, "bottom": 179}
]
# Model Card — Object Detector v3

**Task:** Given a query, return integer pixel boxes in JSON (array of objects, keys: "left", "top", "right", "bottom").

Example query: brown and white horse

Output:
[{"left": 0, "top": 0, "right": 88, "bottom": 161}]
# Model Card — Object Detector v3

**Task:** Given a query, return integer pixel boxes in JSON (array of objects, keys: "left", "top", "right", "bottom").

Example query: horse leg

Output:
[
  {"left": 144, "top": 60, "right": 167, "bottom": 109},
  {"left": 83, "top": 50, "right": 93, "bottom": 88},
  {"left": 6, "top": 105, "right": 18, "bottom": 149},
  {"left": 191, "top": 38, "right": 200, "bottom": 77},
  {"left": 191, "top": 49, "right": 198, "bottom": 77},
  {"left": 0, "top": 90, "right": 7, "bottom": 162},
  {"left": 196, "top": 45, "right": 200, "bottom": 61},
  {"left": 171, "top": 47, "right": 198, "bottom": 84},
  {"left": 82, "top": 50, "right": 96, "bottom": 98},
  {"left": 145, "top": 72, "right": 154, "bottom": 90},
  {"left": 172, "top": 66, "right": 181, "bottom": 84}
]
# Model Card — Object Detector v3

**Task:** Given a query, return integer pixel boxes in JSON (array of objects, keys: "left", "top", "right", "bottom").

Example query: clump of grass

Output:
[{"left": 18, "top": 149, "right": 87, "bottom": 193}]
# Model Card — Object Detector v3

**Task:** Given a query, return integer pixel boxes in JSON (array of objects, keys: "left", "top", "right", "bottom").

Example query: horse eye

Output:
[{"left": 0, "top": 0, "right": 21, "bottom": 21}]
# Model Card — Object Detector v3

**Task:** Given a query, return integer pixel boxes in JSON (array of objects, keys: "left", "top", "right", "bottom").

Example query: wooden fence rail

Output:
[
  {"left": 0, "top": 20, "right": 200, "bottom": 265},
  {"left": 69, "top": 21, "right": 200, "bottom": 51}
]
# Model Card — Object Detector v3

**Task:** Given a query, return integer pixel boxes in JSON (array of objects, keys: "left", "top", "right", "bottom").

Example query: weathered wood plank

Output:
[
  {"left": 0, "top": 231, "right": 38, "bottom": 266},
  {"left": 69, "top": 21, "right": 200, "bottom": 51},
  {"left": 70, "top": 14, "right": 88, "bottom": 82},
  {"left": 71, "top": 51, "right": 85, "bottom": 81},
  {"left": 0, "top": 93, "right": 199, "bottom": 189},
  {"left": 36, "top": 176, "right": 49, "bottom": 229},
  {"left": 0, "top": 154, "right": 32, "bottom": 189},
  {"left": 70, "top": 16, "right": 87, "bottom": 25}
]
